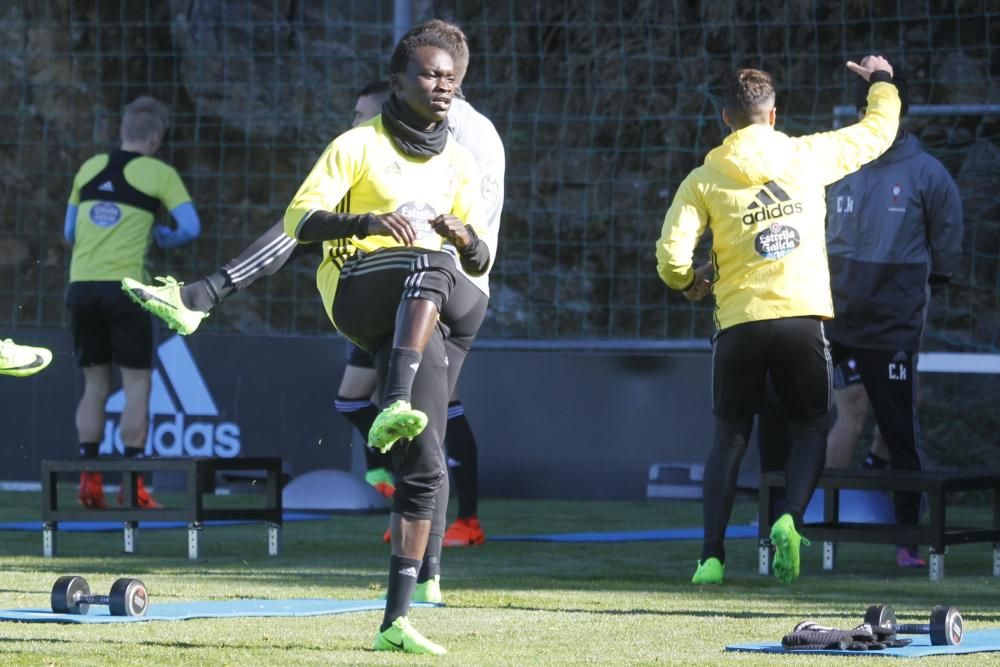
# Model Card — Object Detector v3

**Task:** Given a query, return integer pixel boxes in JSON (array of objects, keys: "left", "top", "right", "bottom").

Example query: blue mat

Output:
[
  {"left": 727, "top": 628, "right": 1000, "bottom": 657},
  {"left": 0, "top": 599, "right": 438, "bottom": 624},
  {"left": 0, "top": 512, "right": 326, "bottom": 532},
  {"left": 491, "top": 525, "right": 758, "bottom": 543}
]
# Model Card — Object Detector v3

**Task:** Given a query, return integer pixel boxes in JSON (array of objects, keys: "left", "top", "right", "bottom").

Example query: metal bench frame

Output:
[
  {"left": 41, "top": 457, "right": 283, "bottom": 560},
  {"left": 758, "top": 469, "right": 1000, "bottom": 581}
]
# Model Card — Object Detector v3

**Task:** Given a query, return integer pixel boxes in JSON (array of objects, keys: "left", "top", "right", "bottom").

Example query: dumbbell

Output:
[
  {"left": 51, "top": 576, "right": 149, "bottom": 617},
  {"left": 863, "top": 604, "right": 963, "bottom": 646}
]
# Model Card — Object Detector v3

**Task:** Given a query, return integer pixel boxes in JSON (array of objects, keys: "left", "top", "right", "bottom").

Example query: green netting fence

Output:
[{"left": 1, "top": 1, "right": 997, "bottom": 348}]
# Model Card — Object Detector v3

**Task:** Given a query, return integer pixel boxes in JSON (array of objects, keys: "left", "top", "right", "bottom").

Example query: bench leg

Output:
[
  {"left": 188, "top": 522, "right": 202, "bottom": 560},
  {"left": 43, "top": 522, "right": 56, "bottom": 558},
  {"left": 823, "top": 541, "right": 837, "bottom": 571},
  {"left": 268, "top": 522, "right": 281, "bottom": 556},
  {"left": 758, "top": 539, "right": 772, "bottom": 575},
  {"left": 123, "top": 521, "right": 138, "bottom": 554},
  {"left": 928, "top": 548, "right": 945, "bottom": 582}
]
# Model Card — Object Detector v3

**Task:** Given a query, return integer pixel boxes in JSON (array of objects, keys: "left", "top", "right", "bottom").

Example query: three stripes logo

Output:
[
  {"left": 101, "top": 335, "right": 241, "bottom": 457},
  {"left": 741, "top": 180, "right": 803, "bottom": 226},
  {"left": 742, "top": 180, "right": 804, "bottom": 260}
]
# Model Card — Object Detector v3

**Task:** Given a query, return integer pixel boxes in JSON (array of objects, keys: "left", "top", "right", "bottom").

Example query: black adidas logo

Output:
[{"left": 741, "top": 181, "right": 803, "bottom": 225}]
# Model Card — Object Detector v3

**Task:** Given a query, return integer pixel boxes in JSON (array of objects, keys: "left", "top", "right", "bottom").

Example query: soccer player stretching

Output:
[
  {"left": 656, "top": 55, "right": 900, "bottom": 585},
  {"left": 284, "top": 31, "right": 490, "bottom": 654}
]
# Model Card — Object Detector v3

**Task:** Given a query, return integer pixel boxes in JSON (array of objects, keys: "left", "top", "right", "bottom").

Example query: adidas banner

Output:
[
  {"left": 3, "top": 331, "right": 719, "bottom": 500},
  {"left": 2, "top": 332, "right": 355, "bottom": 481}
]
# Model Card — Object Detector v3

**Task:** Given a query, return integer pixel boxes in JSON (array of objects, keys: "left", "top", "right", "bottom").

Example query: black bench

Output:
[
  {"left": 758, "top": 469, "right": 1000, "bottom": 581},
  {"left": 41, "top": 457, "right": 283, "bottom": 560}
]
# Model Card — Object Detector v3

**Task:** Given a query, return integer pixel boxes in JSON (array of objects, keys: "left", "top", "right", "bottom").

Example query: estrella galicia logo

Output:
[
  {"left": 755, "top": 223, "right": 801, "bottom": 259},
  {"left": 742, "top": 181, "right": 803, "bottom": 225},
  {"left": 101, "top": 335, "right": 241, "bottom": 457},
  {"left": 89, "top": 201, "right": 122, "bottom": 228},
  {"left": 397, "top": 201, "right": 439, "bottom": 246}
]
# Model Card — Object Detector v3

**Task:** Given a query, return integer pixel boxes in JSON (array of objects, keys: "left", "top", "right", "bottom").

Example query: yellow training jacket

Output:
[
  {"left": 283, "top": 115, "right": 483, "bottom": 324},
  {"left": 655, "top": 80, "right": 900, "bottom": 332}
]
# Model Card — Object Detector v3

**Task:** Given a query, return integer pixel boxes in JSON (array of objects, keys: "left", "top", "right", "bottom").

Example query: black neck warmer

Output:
[{"left": 381, "top": 94, "right": 449, "bottom": 157}]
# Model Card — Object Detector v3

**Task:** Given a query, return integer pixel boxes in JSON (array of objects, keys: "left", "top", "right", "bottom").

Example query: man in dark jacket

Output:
[{"left": 824, "top": 71, "right": 964, "bottom": 568}]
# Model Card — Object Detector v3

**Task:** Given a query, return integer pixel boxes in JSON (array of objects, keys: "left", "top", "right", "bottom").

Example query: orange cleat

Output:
[
  {"left": 78, "top": 471, "right": 108, "bottom": 509},
  {"left": 443, "top": 516, "right": 486, "bottom": 547},
  {"left": 118, "top": 474, "right": 162, "bottom": 509}
]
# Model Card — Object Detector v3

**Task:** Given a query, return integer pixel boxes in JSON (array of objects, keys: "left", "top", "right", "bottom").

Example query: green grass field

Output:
[{"left": 1, "top": 490, "right": 999, "bottom": 665}]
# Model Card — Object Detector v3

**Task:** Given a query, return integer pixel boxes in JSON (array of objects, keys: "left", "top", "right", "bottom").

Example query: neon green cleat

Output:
[
  {"left": 364, "top": 467, "right": 396, "bottom": 499},
  {"left": 373, "top": 616, "right": 447, "bottom": 655},
  {"left": 414, "top": 575, "right": 442, "bottom": 604},
  {"left": 771, "top": 513, "right": 809, "bottom": 584},
  {"left": 0, "top": 339, "right": 52, "bottom": 377},
  {"left": 121, "top": 276, "right": 207, "bottom": 335},
  {"left": 368, "top": 400, "right": 427, "bottom": 453},
  {"left": 691, "top": 557, "right": 724, "bottom": 584}
]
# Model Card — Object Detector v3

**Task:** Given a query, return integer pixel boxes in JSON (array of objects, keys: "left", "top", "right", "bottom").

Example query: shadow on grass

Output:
[
  {"left": 455, "top": 602, "right": 1000, "bottom": 625},
  {"left": 457, "top": 603, "right": 795, "bottom": 620}
]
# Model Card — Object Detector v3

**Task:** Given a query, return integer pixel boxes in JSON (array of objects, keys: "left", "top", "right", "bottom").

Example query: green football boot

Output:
[
  {"left": 770, "top": 513, "right": 809, "bottom": 584},
  {"left": 368, "top": 400, "right": 427, "bottom": 453},
  {"left": 414, "top": 575, "right": 442, "bottom": 604},
  {"left": 373, "top": 616, "right": 447, "bottom": 655},
  {"left": 0, "top": 339, "right": 52, "bottom": 377},
  {"left": 691, "top": 557, "right": 724, "bottom": 584},
  {"left": 122, "top": 276, "right": 207, "bottom": 335}
]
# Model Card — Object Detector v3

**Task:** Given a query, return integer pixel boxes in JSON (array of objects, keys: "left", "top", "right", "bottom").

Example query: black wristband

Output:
[
  {"left": 458, "top": 225, "right": 490, "bottom": 276},
  {"left": 869, "top": 70, "right": 892, "bottom": 84}
]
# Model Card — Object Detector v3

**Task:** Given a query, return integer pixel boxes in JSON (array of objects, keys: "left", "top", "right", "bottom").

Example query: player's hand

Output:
[
  {"left": 430, "top": 214, "right": 471, "bottom": 248},
  {"left": 367, "top": 212, "right": 417, "bottom": 246},
  {"left": 683, "top": 261, "right": 714, "bottom": 302},
  {"left": 846, "top": 55, "right": 893, "bottom": 81}
]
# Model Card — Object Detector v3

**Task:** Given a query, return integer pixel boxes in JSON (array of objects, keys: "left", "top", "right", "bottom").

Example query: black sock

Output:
[
  {"left": 382, "top": 348, "right": 422, "bottom": 406},
  {"left": 446, "top": 402, "right": 479, "bottom": 518},
  {"left": 418, "top": 534, "right": 442, "bottom": 584},
  {"left": 700, "top": 416, "right": 752, "bottom": 563},
  {"left": 365, "top": 447, "right": 394, "bottom": 472},
  {"left": 180, "top": 272, "right": 233, "bottom": 313},
  {"left": 334, "top": 398, "right": 392, "bottom": 469},
  {"left": 79, "top": 442, "right": 99, "bottom": 459},
  {"left": 782, "top": 415, "right": 829, "bottom": 529},
  {"left": 335, "top": 398, "right": 379, "bottom": 434},
  {"left": 381, "top": 554, "right": 421, "bottom": 631}
]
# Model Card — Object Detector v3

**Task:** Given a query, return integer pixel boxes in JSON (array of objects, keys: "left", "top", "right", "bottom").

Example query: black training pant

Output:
[
  {"left": 701, "top": 317, "right": 831, "bottom": 563},
  {"left": 333, "top": 247, "right": 487, "bottom": 520},
  {"left": 829, "top": 342, "right": 924, "bottom": 526},
  {"left": 220, "top": 219, "right": 318, "bottom": 290}
]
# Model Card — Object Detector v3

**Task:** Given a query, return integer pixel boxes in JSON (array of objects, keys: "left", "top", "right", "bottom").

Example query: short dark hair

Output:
[
  {"left": 389, "top": 30, "right": 455, "bottom": 76},
  {"left": 723, "top": 69, "right": 776, "bottom": 129},
  {"left": 358, "top": 80, "right": 391, "bottom": 98},
  {"left": 406, "top": 20, "right": 470, "bottom": 84},
  {"left": 855, "top": 68, "right": 908, "bottom": 116}
]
